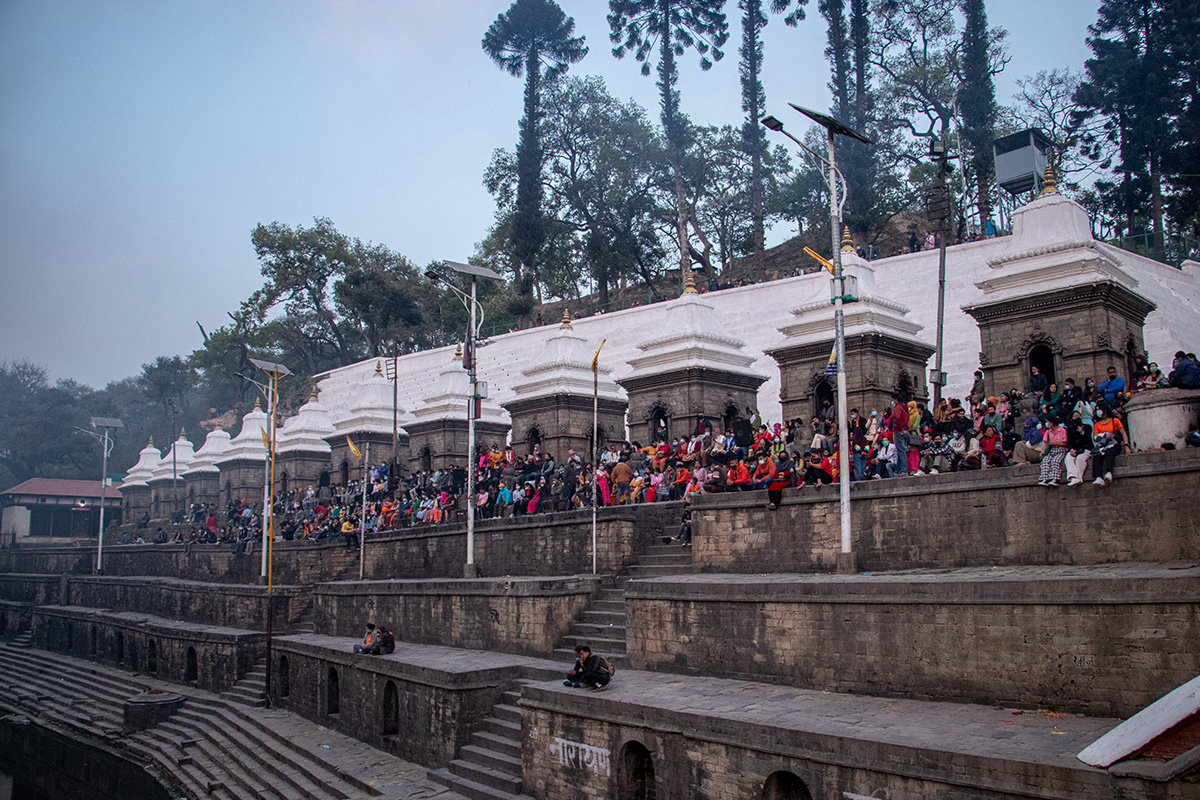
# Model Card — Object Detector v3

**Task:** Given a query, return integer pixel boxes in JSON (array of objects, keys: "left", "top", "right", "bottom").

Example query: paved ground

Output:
[{"left": 528, "top": 669, "right": 1119, "bottom": 769}]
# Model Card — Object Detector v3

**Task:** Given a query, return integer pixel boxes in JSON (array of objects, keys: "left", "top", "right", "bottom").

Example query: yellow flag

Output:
[
  {"left": 803, "top": 246, "right": 835, "bottom": 274},
  {"left": 590, "top": 339, "right": 606, "bottom": 374},
  {"left": 260, "top": 427, "right": 271, "bottom": 450},
  {"left": 346, "top": 436, "right": 362, "bottom": 460}
]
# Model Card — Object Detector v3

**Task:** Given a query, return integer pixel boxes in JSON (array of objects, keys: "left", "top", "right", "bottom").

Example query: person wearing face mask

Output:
[
  {"left": 889, "top": 400, "right": 911, "bottom": 475},
  {"left": 1012, "top": 417, "right": 1046, "bottom": 465},
  {"left": 766, "top": 451, "right": 794, "bottom": 509},
  {"left": 751, "top": 452, "right": 776, "bottom": 490},
  {"left": 1037, "top": 417, "right": 1070, "bottom": 486},
  {"left": 1064, "top": 414, "right": 1093, "bottom": 487},
  {"left": 865, "top": 410, "right": 879, "bottom": 439},
  {"left": 919, "top": 433, "right": 952, "bottom": 474},
  {"left": 947, "top": 429, "right": 969, "bottom": 470},
  {"left": 802, "top": 449, "right": 834, "bottom": 486},
  {"left": 874, "top": 435, "right": 897, "bottom": 478}
]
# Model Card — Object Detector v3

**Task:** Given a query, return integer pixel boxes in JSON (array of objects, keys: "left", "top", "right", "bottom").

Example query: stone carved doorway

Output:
[
  {"left": 1029, "top": 343, "right": 1056, "bottom": 388},
  {"left": 617, "top": 740, "right": 656, "bottom": 800},
  {"left": 382, "top": 680, "right": 399, "bottom": 736}
]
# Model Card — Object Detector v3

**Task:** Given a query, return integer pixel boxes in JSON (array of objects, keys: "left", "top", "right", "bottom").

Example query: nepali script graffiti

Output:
[{"left": 549, "top": 737, "right": 611, "bottom": 777}]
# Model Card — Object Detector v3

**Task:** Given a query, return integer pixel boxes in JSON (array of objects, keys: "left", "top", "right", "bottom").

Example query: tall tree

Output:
[
  {"left": 483, "top": 0, "right": 588, "bottom": 318},
  {"left": 958, "top": 0, "right": 997, "bottom": 229},
  {"left": 248, "top": 217, "right": 357, "bottom": 367},
  {"left": 609, "top": 0, "right": 729, "bottom": 286},
  {"left": 1074, "top": 0, "right": 1189, "bottom": 255}
]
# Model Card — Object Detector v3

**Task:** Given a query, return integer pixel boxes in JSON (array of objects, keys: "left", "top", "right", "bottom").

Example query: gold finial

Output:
[
  {"left": 147, "top": 436, "right": 154, "bottom": 448},
  {"left": 841, "top": 227, "right": 854, "bottom": 253},
  {"left": 308, "top": 384, "right": 319, "bottom": 403},
  {"left": 453, "top": 343, "right": 464, "bottom": 362},
  {"left": 560, "top": 309, "right": 573, "bottom": 329},
  {"left": 373, "top": 360, "right": 384, "bottom": 377},
  {"left": 253, "top": 398, "right": 261, "bottom": 412},
  {"left": 178, "top": 427, "right": 186, "bottom": 440},
  {"left": 682, "top": 268, "right": 698, "bottom": 296},
  {"left": 1040, "top": 163, "right": 1059, "bottom": 197}
]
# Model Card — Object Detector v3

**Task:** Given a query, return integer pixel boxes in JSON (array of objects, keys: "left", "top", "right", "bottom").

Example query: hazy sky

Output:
[{"left": 0, "top": 1, "right": 1099, "bottom": 388}]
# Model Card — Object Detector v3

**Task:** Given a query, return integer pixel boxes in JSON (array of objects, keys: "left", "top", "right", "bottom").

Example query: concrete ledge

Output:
[{"left": 520, "top": 672, "right": 1128, "bottom": 800}]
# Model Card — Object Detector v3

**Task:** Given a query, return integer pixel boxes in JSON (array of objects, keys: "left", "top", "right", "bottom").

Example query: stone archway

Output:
[
  {"left": 617, "top": 740, "right": 656, "bottom": 800},
  {"left": 761, "top": 770, "right": 812, "bottom": 800}
]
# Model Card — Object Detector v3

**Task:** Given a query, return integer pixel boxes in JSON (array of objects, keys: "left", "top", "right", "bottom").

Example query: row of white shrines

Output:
[{"left": 121, "top": 187, "right": 1200, "bottom": 506}]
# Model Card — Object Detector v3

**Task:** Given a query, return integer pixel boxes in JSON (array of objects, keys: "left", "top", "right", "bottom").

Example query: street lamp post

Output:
[
  {"left": 238, "top": 359, "right": 290, "bottom": 702},
  {"left": 84, "top": 417, "right": 123, "bottom": 573},
  {"left": 762, "top": 105, "right": 871, "bottom": 571},
  {"left": 426, "top": 261, "right": 501, "bottom": 578}
]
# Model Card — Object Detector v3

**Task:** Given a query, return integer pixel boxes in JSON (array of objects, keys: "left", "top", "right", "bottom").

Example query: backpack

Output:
[{"left": 597, "top": 655, "right": 615, "bottom": 680}]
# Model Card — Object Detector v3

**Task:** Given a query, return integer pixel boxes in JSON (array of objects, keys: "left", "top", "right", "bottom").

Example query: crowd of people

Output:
[{"left": 119, "top": 352, "right": 1200, "bottom": 547}]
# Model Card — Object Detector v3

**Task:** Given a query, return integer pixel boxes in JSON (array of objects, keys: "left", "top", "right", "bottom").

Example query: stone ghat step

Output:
[
  {"left": 557, "top": 634, "right": 626, "bottom": 655},
  {"left": 634, "top": 552, "right": 694, "bottom": 566},
  {"left": 428, "top": 768, "right": 530, "bottom": 800},
  {"left": 576, "top": 609, "right": 626, "bottom": 624},
  {"left": 0, "top": 643, "right": 454, "bottom": 800},
  {"left": 552, "top": 647, "right": 627, "bottom": 667}
]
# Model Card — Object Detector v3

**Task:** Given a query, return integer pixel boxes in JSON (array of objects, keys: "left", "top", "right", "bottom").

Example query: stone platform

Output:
[
  {"left": 524, "top": 664, "right": 1182, "bottom": 799},
  {"left": 624, "top": 563, "right": 1200, "bottom": 717}
]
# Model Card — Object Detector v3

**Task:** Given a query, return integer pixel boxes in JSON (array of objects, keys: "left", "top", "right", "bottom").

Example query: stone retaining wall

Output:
[
  {"left": 269, "top": 636, "right": 524, "bottom": 768},
  {"left": 3, "top": 503, "right": 683, "bottom": 584},
  {"left": 519, "top": 684, "right": 1123, "bottom": 800},
  {"left": 63, "top": 576, "right": 309, "bottom": 630},
  {"left": 313, "top": 576, "right": 602, "bottom": 657},
  {"left": 31, "top": 605, "right": 263, "bottom": 694},
  {"left": 689, "top": 449, "right": 1200, "bottom": 574},
  {"left": 0, "top": 574, "right": 61, "bottom": 605},
  {"left": 624, "top": 566, "right": 1200, "bottom": 718}
]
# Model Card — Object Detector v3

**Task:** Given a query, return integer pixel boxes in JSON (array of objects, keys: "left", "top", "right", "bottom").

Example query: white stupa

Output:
[
  {"left": 775, "top": 236, "right": 930, "bottom": 348},
  {"left": 331, "top": 361, "right": 407, "bottom": 437},
  {"left": 182, "top": 427, "right": 232, "bottom": 477},
  {"left": 509, "top": 312, "right": 625, "bottom": 404},
  {"left": 216, "top": 401, "right": 270, "bottom": 464},
  {"left": 624, "top": 282, "right": 765, "bottom": 383},
  {"left": 408, "top": 346, "right": 508, "bottom": 427},
  {"left": 973, "top": 183, "right": 1141, "bottom": 302},
  {"left": 122, "top": 438, "right": 163, "bottom": 487},
  {"left": 277, "top": 387, "right": 336, "bottom": 454},
  {"left": 149, "top": 431, "right": 196, "bottom": 481}
]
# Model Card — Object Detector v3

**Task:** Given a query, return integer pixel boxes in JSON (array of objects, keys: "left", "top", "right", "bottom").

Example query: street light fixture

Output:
[
  {"left": 82, "top": 417, "right": 123, "bottom": 573},
  {"left": 427, "top": 260, "right": 502, "bottom": 578},
  {"left": 762, "top": 104, "right": 872, "bottom": 573}
]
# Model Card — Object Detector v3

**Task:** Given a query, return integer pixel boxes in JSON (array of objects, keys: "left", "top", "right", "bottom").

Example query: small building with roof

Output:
[{"left": 1, "top": 478, "right": 123, "bottom": 541}]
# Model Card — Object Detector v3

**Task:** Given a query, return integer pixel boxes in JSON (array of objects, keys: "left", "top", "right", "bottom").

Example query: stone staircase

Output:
[
  {"left": 428, "top": 683, "right": 529, "bottom": 800},
  {"left": 9, "top": 622, "right": 32, "bottom": 648},
  {"left": 220, "top": 656, "right": 268, "bottom": 707},
  {"left": 552, "top": 540, "right": 693, "bottom": 668},
  {"left": 0, "top": 643, "right": 418, "bottom": 800}
]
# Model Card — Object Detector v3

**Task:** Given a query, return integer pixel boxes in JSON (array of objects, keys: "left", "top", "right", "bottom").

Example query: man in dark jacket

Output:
[{"left": 1169, "top": 352, "right": 1200, "bottom": 389}]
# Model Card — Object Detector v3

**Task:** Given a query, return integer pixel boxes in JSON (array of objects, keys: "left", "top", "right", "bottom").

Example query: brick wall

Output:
[
  {"left": 313, "top": 576, "right": 601, "bottom": 656},
  {"left": 690, "top": 450, "right": 1200, "bottom": 574},
  {"left": 625, "top": 567, "right": 1200, "bottom": 718}
]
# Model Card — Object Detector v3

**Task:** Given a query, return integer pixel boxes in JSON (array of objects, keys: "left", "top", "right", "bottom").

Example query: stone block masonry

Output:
[
  {"left": 690, "top": 449, "right": 1200, "bottom": 574},
  {"left": 31, "top": 605, "right": 264, "bottom": 694},
  {"left": 519, "top": 674, "right": 1143, "bottom": 800},
  {"left": 624, "top": 565, "right": 1200, "bottom": 718},
  {"left": 313, "top": 576, "right": 601, "bottom": 656}
]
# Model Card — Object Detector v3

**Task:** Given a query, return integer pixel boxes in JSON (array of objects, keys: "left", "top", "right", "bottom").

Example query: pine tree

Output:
[
  {"left": 483, "top": 0, "right": 588, "bottom": 315},
  {"left": 739, "top": 0, "right": 774, "bottom": 277},
  {"left": 609, "top": 0, "right": 729, "bottom": 285},
  {"left": 958, "top": 0, "right": 996, "bottom": 230}
]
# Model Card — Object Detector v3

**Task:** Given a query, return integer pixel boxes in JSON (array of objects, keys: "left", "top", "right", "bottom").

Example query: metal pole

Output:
[
  {"left": 592, "top": 362, "right": 599, "bottom": 575},
  {"left": 96, "top": 428, "right": 110, "bottom": 573},
  {"left": 934, "top": 160, "right": 949, "bottom": 408},
  {"left": 392, "top": 354, "right": 399, "bottom": 473},
  {"left": 268, "top": 372, "right": 278, "bottom": 591},
  {"left": 466, "top": 277, "right": 478, "bottom": 577},
  {"left": 261, "top": 383, "right": 271, "bottom": 579},
  {"left": 360, "top": 442, "right": 369, "bottom": 579},
  {"left": 828, "top": 129, "right": 853, "bottom": 562}
]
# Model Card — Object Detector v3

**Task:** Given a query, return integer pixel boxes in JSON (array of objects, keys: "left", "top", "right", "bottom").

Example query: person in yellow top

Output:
[{"left": 341, "top": 518, "right": 358, "bottom": 551}]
